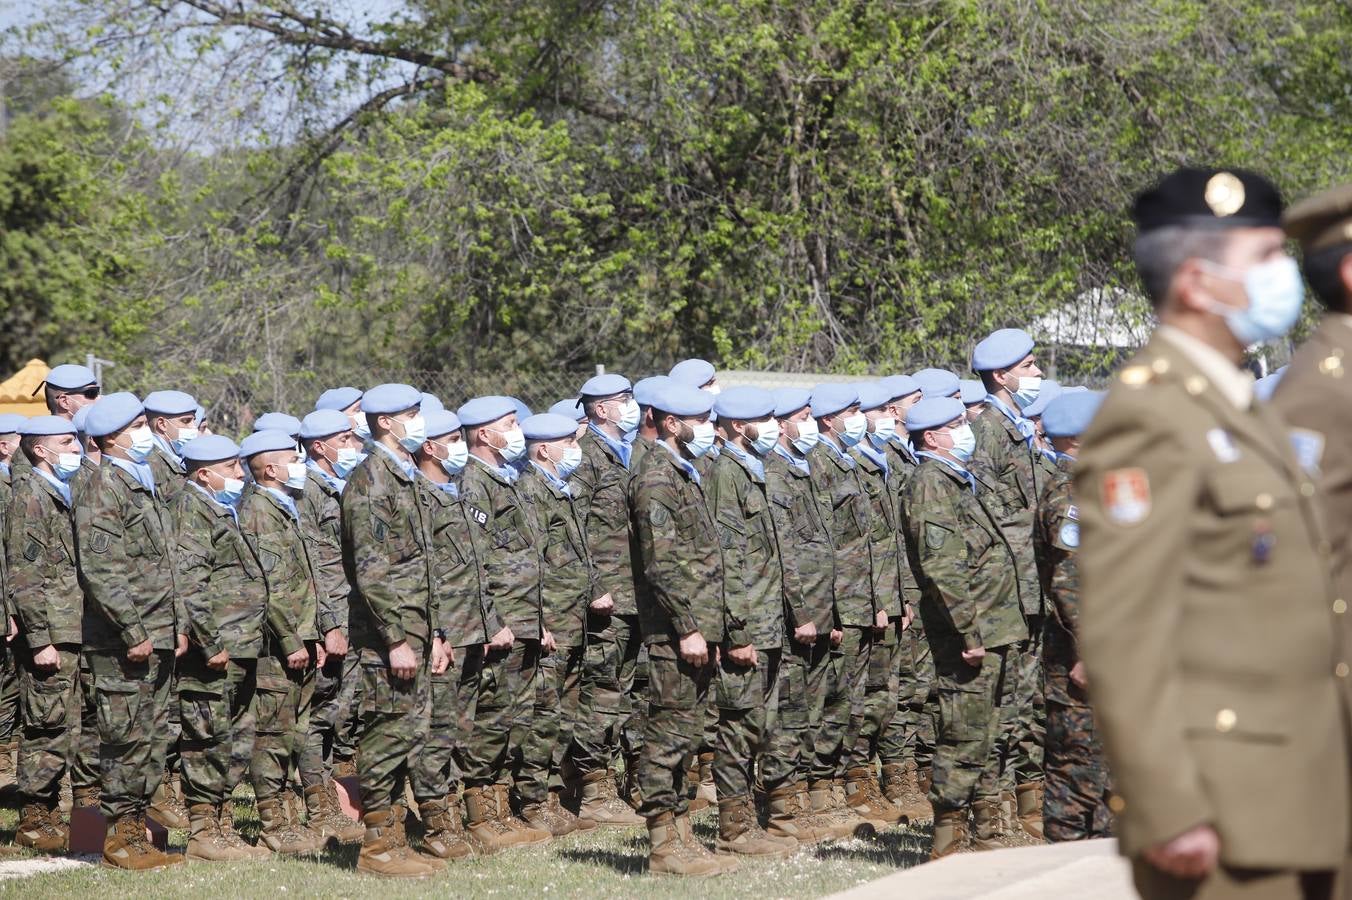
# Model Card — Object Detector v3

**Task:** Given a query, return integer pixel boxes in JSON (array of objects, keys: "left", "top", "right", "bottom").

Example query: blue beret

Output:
[
  {"left": 960, "top": 380, "right": 988, "bottom": 406},
  {"left": 650, "top": 383, "right": 715, "bottom": 417},
  {"left": 316, "top": 387, "right": 363, "bottom": 411},
  {"left": 522, "top": 413, "right": 581, "bottom": 442},
  {"left": 423, "top": 409, "right": 462, "bottom": 438},
  {"left": 511, "top": 398, "right": 532, "bottom": 421},
  {"left": 634, "top": 376, "right": 672, "bottom": 408},
  {"left": 180, "top": 434, "right": 240, "bottom": 463},
  {"left": 20, "top": 415, "right": 76, "bottom": 437},
  {"left": 856, "top": 382, "right": 893, "bottom": 413},
  {"left": 43, "top": 364, "right": 97, "bottom": 391},
  {"left": 143, "top": 390, "right": 198, "bottom": 416},
  {"left": 1042, "top": 391, "right": 1105, "bottom": 438},
  {"left": 1255, "top": 367, "right": 1286, "bottom": 402},
  {"left": 913, "top": 369, "right": 960, "bottom": 399},
  {"left": 252, "top": 412, "right": 301, "bottom": 436},
  {"left": 713, "top": 386, "right": 775, "bottom": 420},
  {"left": 668, "top": 359, "right": 716, "bottom": 387},
  {"left": 457, "top": 395, "right": 516, "bottom": 427},
  {"left": 549, "top": 398, "right": 586, "bottom": 421},
  {"left": 299, "top": 409, "right": 353, "bottom": 440},
  {"left": 420, "top": 393, "right": 445, "bottom": 414},
  {"left": 85, "top": 393, "right": 144, "bottom": 438},
  {"left": 906, "top": 397, "right": 966, "bottom": 432},
  {"left": 971, "top": 328, "right": 1035, "bottom": 372},
  {"left": 1020, "top": 381, "right": 1063, "bottom": 419},
  {"left": 194, "top": 405, "right": 207, "bottom": 427},
  {"left": 772, "top": 388, "right": 811, "bottom": 419},
  {"left": 239, "top": 429, "right": 297, "bottom": 459},
  {"left": 879, "top": 375, "right": 920, "bottom": 401},
  {"left": 579, "top": 373, "right": 632, "bottom": 399},
  {"left": 361, "top": 383, "right": 421, "bottom": 416},
  {"left": 810, "top": 384, "right": 859, "bottom": 418},
  {"left": 0, "top": 413, "right": 26, "bottom": 435}
]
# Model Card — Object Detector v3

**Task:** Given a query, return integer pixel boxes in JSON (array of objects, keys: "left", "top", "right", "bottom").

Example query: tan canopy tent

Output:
[{"left": 0, "top": 359, "right": 52, "bottom": 417}]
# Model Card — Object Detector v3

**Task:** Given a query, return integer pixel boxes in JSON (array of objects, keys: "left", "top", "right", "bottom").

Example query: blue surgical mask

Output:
[
  {"left": 439, "top": 439, "right": 468, "bottom": 476},
  {"left": 617, "top": 399, "right": 641, "bottom": 434},
  {"left": 839, "top": 413, "right": 868, "bottom": 447},
  {"left": 333, "top": 447, "right": 365, "bottom": 479},
  {"left": 557, "top": 446, "right": 583, "bottom": 480},
  {"left": 684, "top": 421, "right": 717, "bottom": 458},
  {"left": 950, "top": 423, "right": 976, "bottom": 462},
  {"left": 870, "top": 416, "right": 897, "bottom": 444},
  {"left": 1201, "top": 256, "right": 1305, "bottom": 345},
  {"left": 53, "top": 452, "right": 83, "bottom": 482},
  {"left": 750, "top": 419, "right": 780, "bottom": 456},
  {"left": 171, "top": 427, "right": 199, "bottom": 455},
  {"left": 285, "top": 462, "right": 308, "bottom": 490},
  {"left": 397, "top": 415, "right": 427, "bottom": 453},
  {"left": 215, "top": 477, "right": 245, "bottom": 507},
  {"left": 126, "top": 426, "right": 155, "bottom": 463},
  {"left": 500, "top": 427, "right": 527, "bottom": 462},
  {"left": 790, "top": 418, "right": 819, "bottom": 454},
  {"left": 1012, "top": 377, "right": 1042, "bottom": 410},
  {"left": 352, "top": 415, "right": 371, "bottom": 440}
]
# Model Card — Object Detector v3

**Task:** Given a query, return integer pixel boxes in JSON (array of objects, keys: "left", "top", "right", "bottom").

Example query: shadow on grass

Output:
[
  {"left": 557, "top": 847, "right": 647, "bottom": 876},
  {"left": 813, "top": 828, "right": 931, "bottom": 867}
]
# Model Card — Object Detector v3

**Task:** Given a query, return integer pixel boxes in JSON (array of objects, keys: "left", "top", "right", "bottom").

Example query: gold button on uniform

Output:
[
  {"left": 1255, "top": 493, "right": 1274, "bottom": 511},
  {"left": 1335, "top": 599, "right": 1347, "bottom": 615},
  {"left": 1215, "top": 709, "right": 1237, "bottom": 732},
  {"left": 1107, "top": 795, "right": 1126, "bottom": 814},
  {"left": 1338, "top": 663, "right": 1350, "bottom": 679}
]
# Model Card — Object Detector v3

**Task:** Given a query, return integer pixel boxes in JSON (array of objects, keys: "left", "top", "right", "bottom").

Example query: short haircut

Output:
[
  {"left": 43, "top": 385, "right": 59, "bottom": 415},
  {"left": 1302, "top": 243, "right": 1352, "bottom": 312},
  {"left": 1132, "top": 224, "right": 1233, "bottom": 307}
]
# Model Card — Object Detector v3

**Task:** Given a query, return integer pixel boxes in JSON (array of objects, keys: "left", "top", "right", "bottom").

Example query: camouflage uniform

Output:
[
  {"left": 238, "top": 485, "right": 320, "bottom": 804},
  {"left": 75, "top": 460, "right": 184, "bottom": 822},
  {"left": 1034, "top": 455, "right": 1111, "bottom": 841},
  {"left": 0, "top": 465, "right": 19, "bottom": 767},
  {"left": 147, "top": 442, "right": 188, "bottom": 780},
  {"left": 631, "top": 444, "right": 725, "bottom": 819},
  {"left": 8, "top": 468, "right": 98, "bottom": 804},
  {"left": 340, "top": 446, "right": 435, "bottom": 813},
  {"left": 901, "top": 454, "right": 1026, "bottom": 812},
  {"left": 457, "top": 459, "right": 541, "bottom": 794},
  {"left": 174, "top": 483, "right": 267, "bottom": 807}
]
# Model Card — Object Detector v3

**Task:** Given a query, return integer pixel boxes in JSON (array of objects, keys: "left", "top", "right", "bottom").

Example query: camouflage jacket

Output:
[
  {"left": 630, "top": 442, "right": 726, "bottom": 645},
  {"left": 572, "top": 429, "right": 638, "bottom": 616},
  {"left": 521, "top": 466, "right": 595, "bottom": 649},
  {"left": 176, "top": 484, "right": 267, "bottom": 659},
  {"left": 148, "top": 444, "right": 188, "bottom": 535},
  {"left": 301, "top": 468, "right": 350, "bottom": 636},
  {"left": 630, "top": 434, "right": 656, "bottom": 472},
  {"left": 239, "top": 485, "right": 320, "bottom": 657},
  {"left": 0, "top": 464, "right": 11, "bottom": 621},
  {"left": 459, "top": 458, "right": 542, "bottom": 640},
  {"left": 341, "top": 446, "right": 435, "bottom": 651},
  {"left": 75, "top": 460, "right": 182, "bottom": 651},
  {"left": 421, "top": 478, "right": 499, "bottom": 649},
  {"left": 806, "top": 438, "right": 875, "bottom": 628},
  {"left": 764, "top": 450, "right": 835, "bottom": 634},
  {"left": 1034, "top": 455, "right": 1083, "bottom": 706},
  {"left": 852, "top": 442, "right": 903, "bottom": 618},
  {"left": 902, "top": 455, "right": 1026, "bottom": 655},
  {"left": 708, "top": 447, "right": 780, "bottom": 650},
  {"left": 7, "top": 469, "right": 81, "bottom": 648},
  {"left": 971, "top": 402, "right": 1043, "bottom": 616}
]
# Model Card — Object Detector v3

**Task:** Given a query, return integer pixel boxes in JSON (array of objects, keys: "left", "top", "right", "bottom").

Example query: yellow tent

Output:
[{"left": 0, "top": 359, "right": 52, "bottom": 417}]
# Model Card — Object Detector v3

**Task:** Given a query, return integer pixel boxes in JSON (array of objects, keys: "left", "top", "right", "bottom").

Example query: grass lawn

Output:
[{"left": 0, "top": 795, "right": 930, "bottom": 899}]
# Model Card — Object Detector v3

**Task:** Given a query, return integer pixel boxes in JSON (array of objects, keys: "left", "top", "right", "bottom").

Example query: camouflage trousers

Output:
[
  {"left": 713, "top": 647, "right": 780, "bottom": 801},
  {"left": 298, "top": 651, "right": 362, "bottom": 789},
  {"left": 461, "top": 639, "right": 537, "bottom": 789},
  {"left": 252, "top": 653, "right": 315, "bottom": 803},
  {"left": 1004, "top": 615, "right": 1045, "bottom": 786},
  {"left": 930, "top": 643, "right": 1012, "bottom": 812},
  {"left": 88, "top": 648, "right": 174, "bottom": 821},
  {"left": 1043, "top": 700, "right": 1113, "bottom": 842},
  {"left": 0, "top": 643, "right": 19, "bottom": 744},
  {"left": 412, "top": 644, "right": 480, "bottom": 803},
  {"left": 851, "top": 620, "right": 904, "bottom": 768},
  {"left": 636, "top": 640, "right": 713, "bottom": 819},
  {"left": 760, "top": 639, "right": 830, "bottom": 788},
  {"left": 880, "top": 618, "right": 937, "bottom": 770},
  {"left": 355, "top": 642, "right": 430, "bottom": 812},
  {"left": 177, "top": 652, "right": 257, "bottom": 807},
  {"left": 16, "top": 644, "right": 98, "bottom": 804},
  {"left": 811, "top": 625, "right": 871, "bottom": 782},
  {"left": 516, "top": 644, "right": 583, "bottom": 806},
  {"left": 571, "top": 612, "right": 641, "bottom": 776}
]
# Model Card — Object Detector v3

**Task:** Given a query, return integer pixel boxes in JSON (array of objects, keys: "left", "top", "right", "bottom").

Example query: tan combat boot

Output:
[
  {"left": 715, "top": 796, "right": 797, "bottom": 859},
  {"left": 148, "top": 774, "right": 190, "bottom": 829},
  {"left": 929, "top": 807, "right": 971, "bottom": 860},
  {"left": 834, "top": 777, "right": 888, "bottom": 832},
  {"left": 577, "top": 769, "right": 644, "bottom": 827},
  {"left": 1016, "top": 781, "right": 1045, "bottom": 841},
  {"left": 551, "top": 789, "right": 593, "bottom": 831},
  {"left": 881, "top": 760, "right": 933, "bottom": 825},
  {"left": 807, "top": 778, "right": 873, "bottom": 839},
  {"left": 219, "top": 800, "right": 271, "bottom": 859},
  {"left": 333, "top": 757, "right": 358, "bottom": 779},
  {"left": 844, "top": 766, "right": 902, "bottom": 827},
  {"left": 684, "top": 757, "right": 707, "bottom": 813},
  {"left": 463, "top": 785, "right": 524, "bottom": 854},
  {"left": 520, "top": 798, "right": 576, "bottom": 839},
  {"left": 765, "top": 783, "right": 827, "bottom": 846},
  {"left": 418, "top": 796, "right": 473, "bottom": 860},
  {"left": 72, "top": 785, "right": 100, "bottom": 809},
  {"left": 304, "top": 782, "right": 363, "bottom": 845},
  {"left": 102, "top": 814, "right": 184, "bottom": 871},
  {"left": 494, "top": 784, "right": 551, "bottom": 846},
  {"left": 186, "top": 802, "right": 255, "bottom": 862},
  {"left": 257, "top": 796, "right": 318, "bottom": 854},
  {"left": 356, "top": 806, "right": 442, "bottom": 878},
  {"left": 695, "top": 753, "right": 716, "bottom": 809},
  {"left": 647, "top": 811, "right": 723, "bottom": 877},
  {"left": 15, "top": 801, "right": 66, "bottom": 852},
  {"left": 792, "top": 782, "right": 843, "bottom": 841},
  {"left": 971, "top": 797, "right": 1004, "bottom": 851}
]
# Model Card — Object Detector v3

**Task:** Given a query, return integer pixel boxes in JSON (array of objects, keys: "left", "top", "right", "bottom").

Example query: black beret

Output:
[
  {"left": 1133, "top": 167, "right": 1284, "bottom": 234},
  {"left": 1284, "top": 183, "right": 1352, "bottom": 254}
]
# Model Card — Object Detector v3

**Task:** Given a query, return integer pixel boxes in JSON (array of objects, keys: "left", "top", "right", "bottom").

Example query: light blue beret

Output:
[
  {"left": 1255, "top": 367, "right": 1286, "bottom": 402},
  {"left": 420, "top": 393, "right": 445, "bottom": 414},
  {"left": 239, "top": 429, "right": 297, "bottom": 459},
  {"left": 361, "top": 383, "right": 421, "bottom": 416},
  {"left": 971, "top": 328, "right": 1035, "bottom": 372},
  {"left": 299, "top": 409, "right": 352, "bottom": 440},
  {"left": 579, "top": 373, "right": 632, "bottom": 398},
  {"left": 20, "top": 415, "right": 76, "bottom": 437},
  {"left": 180, "top": 434, "right": 240, "bottom": 463},
  {"left": 43, "top": 364, "right": 97, "bottom": 391},
  {"left": 0, "top": 413, "right": 26, "bottom": 435},
  {"left": 1021, "top": 380, "right": 1063, "bottom": 419},
  {"left": 668, "top": 359, "right": 716, "bottom": 387},
  {"left": 424, "top": 409, "right": 462, "bottom": 438},
  {"left": 810, "top": 384, "right": 859, "bottom": 418},
  {"left": 856, "top": 382, "right": 893, "bottom": 413},
  {"left": 960, "top": 380, "right": 988, "bottom": 406},
  {"left": 913, "top": 369, "right": 961, "bottom": 399},
  {"left": 315, "top": 387, "right": 363, "bottom": 411},
  {"left": 252, "top": 412, "right": 301, "bottom": 436},
  {"left": 1042, "top": 391, "right": 1104, "bottom": 438},
  {"left": 772, "top": 388, "right": 811, "bottom": 419},
  {"left": 85, "top": 393, "right": 144, "bottom": 438},
  {"left": 634, "top": 376, "right": 672, "bottom": 408},
  {"left": 522, "top": 413, "right": 580, "bottom": 442},
  {"left": 549, "top": 399, "right": 586, "bottom": 421},
  {"left": 457, "top": 396, "right": 516, "bottom": 427},
  {"left": 906, "top": 397, "right": 966, "bottom": 432},
  {"left": 713, "top": 386, "right": 775, "bottom": 420},
  {"left": 194, "top": 405, "right": 207, "bottom": 427},
  {"left": 143, "top": 390, "right": 198, "bottom": 416},
  {"left": 511, "top": 398, "right": 533, "bottom": 421},
  {"left": 880, "top": 375, "right": 920, "bottom": 401},
  {"left": 650, "top": 383, "right": 715, "bottom": 417}
]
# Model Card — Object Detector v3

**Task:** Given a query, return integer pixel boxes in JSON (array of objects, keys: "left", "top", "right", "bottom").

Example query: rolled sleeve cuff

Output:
[
  {"left": 317, "top": 612, "right": 344, "bottom": 635},
  {"left": 379, "top": 623, "right": 407, "bottom": 648},
  {"left": 201, "top": 637, "right": 225, "bottom": 660},
  {"left": 961, "top": 632, "right": 983, "bottom": 651},
  {"left": 120, "top": 623, "right": 149, "bottom": 649},
  {"left": 674, "top": 612, "right": 700, "bottom": 638},
  {"left": 24, "top": 629, "right": 52, "bottom": 651},
  {"left": 278, "top": 633, "right": 305, "bottom": 657}
]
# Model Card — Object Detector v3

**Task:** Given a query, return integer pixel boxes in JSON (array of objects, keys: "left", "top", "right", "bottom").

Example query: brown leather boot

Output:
[
  {"left": 186, "top": 802, "right": 255, "bottom": 862},
  {"left": 495, "top": 784, "right": 551, "bottom": 846},
  {"left": 577, "top": 769, "right": 644, "bottom": 827},
  {"left": 418, "top": 796, "right": 473, "bottom": 860},
  {"left": 257, "top": 797, "right": 318, "bottom": 855},
  {"left": 218, "top": 800, "right": 271, "bottom": 859},
  {"left": 463, "top": 785, "right": 524, "bottom": 854},
  {"left": 333, "top": 758, "right": 358, "bottom": 779},
  {"left": 15, "top": 801, "right": 66, "bottom": 852},
  {"left": 356, "top": 806, "right": 442, "bottom": 878},
  {"left": 807, "top": 779, "right": 873, "bottom": 839},
  {"left": 647, "top": 811, "right": 724, "bottom": 877},
  {"left": 715, "top": 796, "right": 797, "bottom": 858},
  {"left": 551, "top": 789, "right": 593, "bottom": 831},
  {"left": 1016, "top": 781, "right": 1045, "bottom": 841},
  {"left": 881, "top": 760, "right": 933, "bottom": 825},
  {"left": 834, "top": 776, "right": 888, "bottom": 831},
  {"left": 765, "top": 782, "right": 828, "bottom": 846},
  {"left": 971, "top": 797, "right": 1004, "bottom": 851},
  {"left": 148, "top": 775, "right": 190, "bottom": 829},
  {"left": 72, "top": 785, "right": 101, "bottom": 809},
  {"left": 304, "top": 782, "right": 363, "bottom": 844},
  {"left": 102, "top": 814, "right": 184, "bottom": 870},
  {"left": 929, "top": 807, "right": 971, "bottom": 860},
  {"left": 844, "top": 766, "right": 902, "bottom": 827}
]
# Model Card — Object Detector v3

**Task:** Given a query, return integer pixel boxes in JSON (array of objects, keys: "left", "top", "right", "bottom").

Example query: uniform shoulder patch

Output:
[
  {"left": 1101, "top": 467, "right": 1151, "bottom": 526},
  {"left": 1289, "top": 428, "right": 1325, "bottom": 476},
  {"left": 22, "top": 541, "right": 40, "bottom": 562},
  {"left": 372, "top": 517, "right": 389, "bottom": 542},
  {"left": 924, "top": 521, "right": 952, "bottom": 550},
  {"left": 259, "top": 548, "right": 279, "bottom": 573},
  {"left": 650, "top": 504, "right": 671, "bottom": 527},
  {"left": 1058, "top": 520, "right": 1080, "bottom": 549},
  {"left": 465, "top": 505, "right": 488, "bottom": 527}
]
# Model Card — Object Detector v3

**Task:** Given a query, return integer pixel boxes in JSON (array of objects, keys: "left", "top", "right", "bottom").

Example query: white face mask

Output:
[
  {"left": 870, "top": 416, "right": 897, "bottom": 443},
  {"left": 284, "top": 461, "right": 308, "bottom": 490},
  {"left": 52, "top": 452, "right": 83, "bottom": 482},
  {"left": 351, "top": 414, "right": 371, "bottom": 440},
  {"left": 789, "top": 417, "right": 819, "bottom": 454},
  {"left": 949, "top": 424, "right": 977, "bottom": 461},
  {"left": 125, "top": 426, "right": 155, "bottom": 463},
  {"left": 500, "top": 427, "right": 527, "bottom": 462},
  {"left": 333, "top": 446, "right": 365, "bottom": 478},
  {"left": 215, "top": 476, "right": 245, "bottom": 507},
  {"left": 439, "top": 439, "right": 469, "bottom": 475},
  {"left": 557, "top": 445, "right": 583, "bottom": 479},
  {"left": 839, "top": 413, "right": 868, "bottom": 447},
  {"left": 616, "top": 399, "right": 641, "bottom": 434},
  {"left": 684, "top": 421, "right": 717, "bottom": 458},
  {"left": 749, "top": 419, "right": 780, "bottom": 456},
  {"left": 396, "top": 414, "right": 426, "bottom": 452},
  {"left": 704, "top": 384, "right": 722, "bottom": 396},
  {"left": 1012, "top": 375, "right": 1042, "bottom": 410},
  {"left": 171, "top": 426, "right": 199, "bottom": 454}
]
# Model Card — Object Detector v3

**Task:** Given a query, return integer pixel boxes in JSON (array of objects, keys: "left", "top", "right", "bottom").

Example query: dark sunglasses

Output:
[{"left": 63, "top": 387, "right": 101, "bottom": 400}]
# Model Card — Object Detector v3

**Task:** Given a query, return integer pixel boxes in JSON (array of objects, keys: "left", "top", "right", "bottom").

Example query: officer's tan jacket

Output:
[{"left": 1075, "top": 328, "right": 1350, "bottom": 869}]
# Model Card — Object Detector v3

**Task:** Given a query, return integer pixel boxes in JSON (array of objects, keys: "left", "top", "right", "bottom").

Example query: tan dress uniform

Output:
[{"left": 1076, "top": 326, "right": 1350, "bottom": 899}]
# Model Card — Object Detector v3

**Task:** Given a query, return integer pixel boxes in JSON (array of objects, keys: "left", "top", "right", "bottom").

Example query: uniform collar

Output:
[
  {"left": 108, "top": 456, "right": 157, "bottom": 495},
  {"left": 658, "top": 440, "right": 701, "bottom": 484},
  {"left": 721, "top": 443, "right": 765, "bottom": 482},
  {"left": 189, "top": 480, "right": 237, "bottom": 521},
  {"left": 371, "top": 441, "right": 418, "bottom": 481},
  {"left": 916, "top": 450, "right": 976, "bottom": 493},
  {"left": 856, "top": 439, "right": 889, "bottom": 474},
  {"left": 986, "top": 395, "right": 1036, "bottom": 443},
  {"left": 587, "top": 423, "right": 632, "bottom": 469},
  {"left": 151, "top": 435, "right": 185, "bottom": 471},
  {"left": 470, "top": 453, "right": 518, "bottom": 484},
  {"left": 531, "top": 462, "right": 573, "bottom": 496},
  {"left": 33, "top": 467, "right": 72, "bottom": 508},
  {"left": 816, "top": 435, "right": 855, "bottom": 468},
  {"left": 1157, "top": 324, "right": 1254, "bottom": 409},
  {"left": 261, "top": 485, "right": 300, "bottom": 522},
  {"left": 306, "top": 459, "right": 345, "bottom": 493},
  {"left": 772, "top": 444, "right": 810, "bottom": 475}
]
